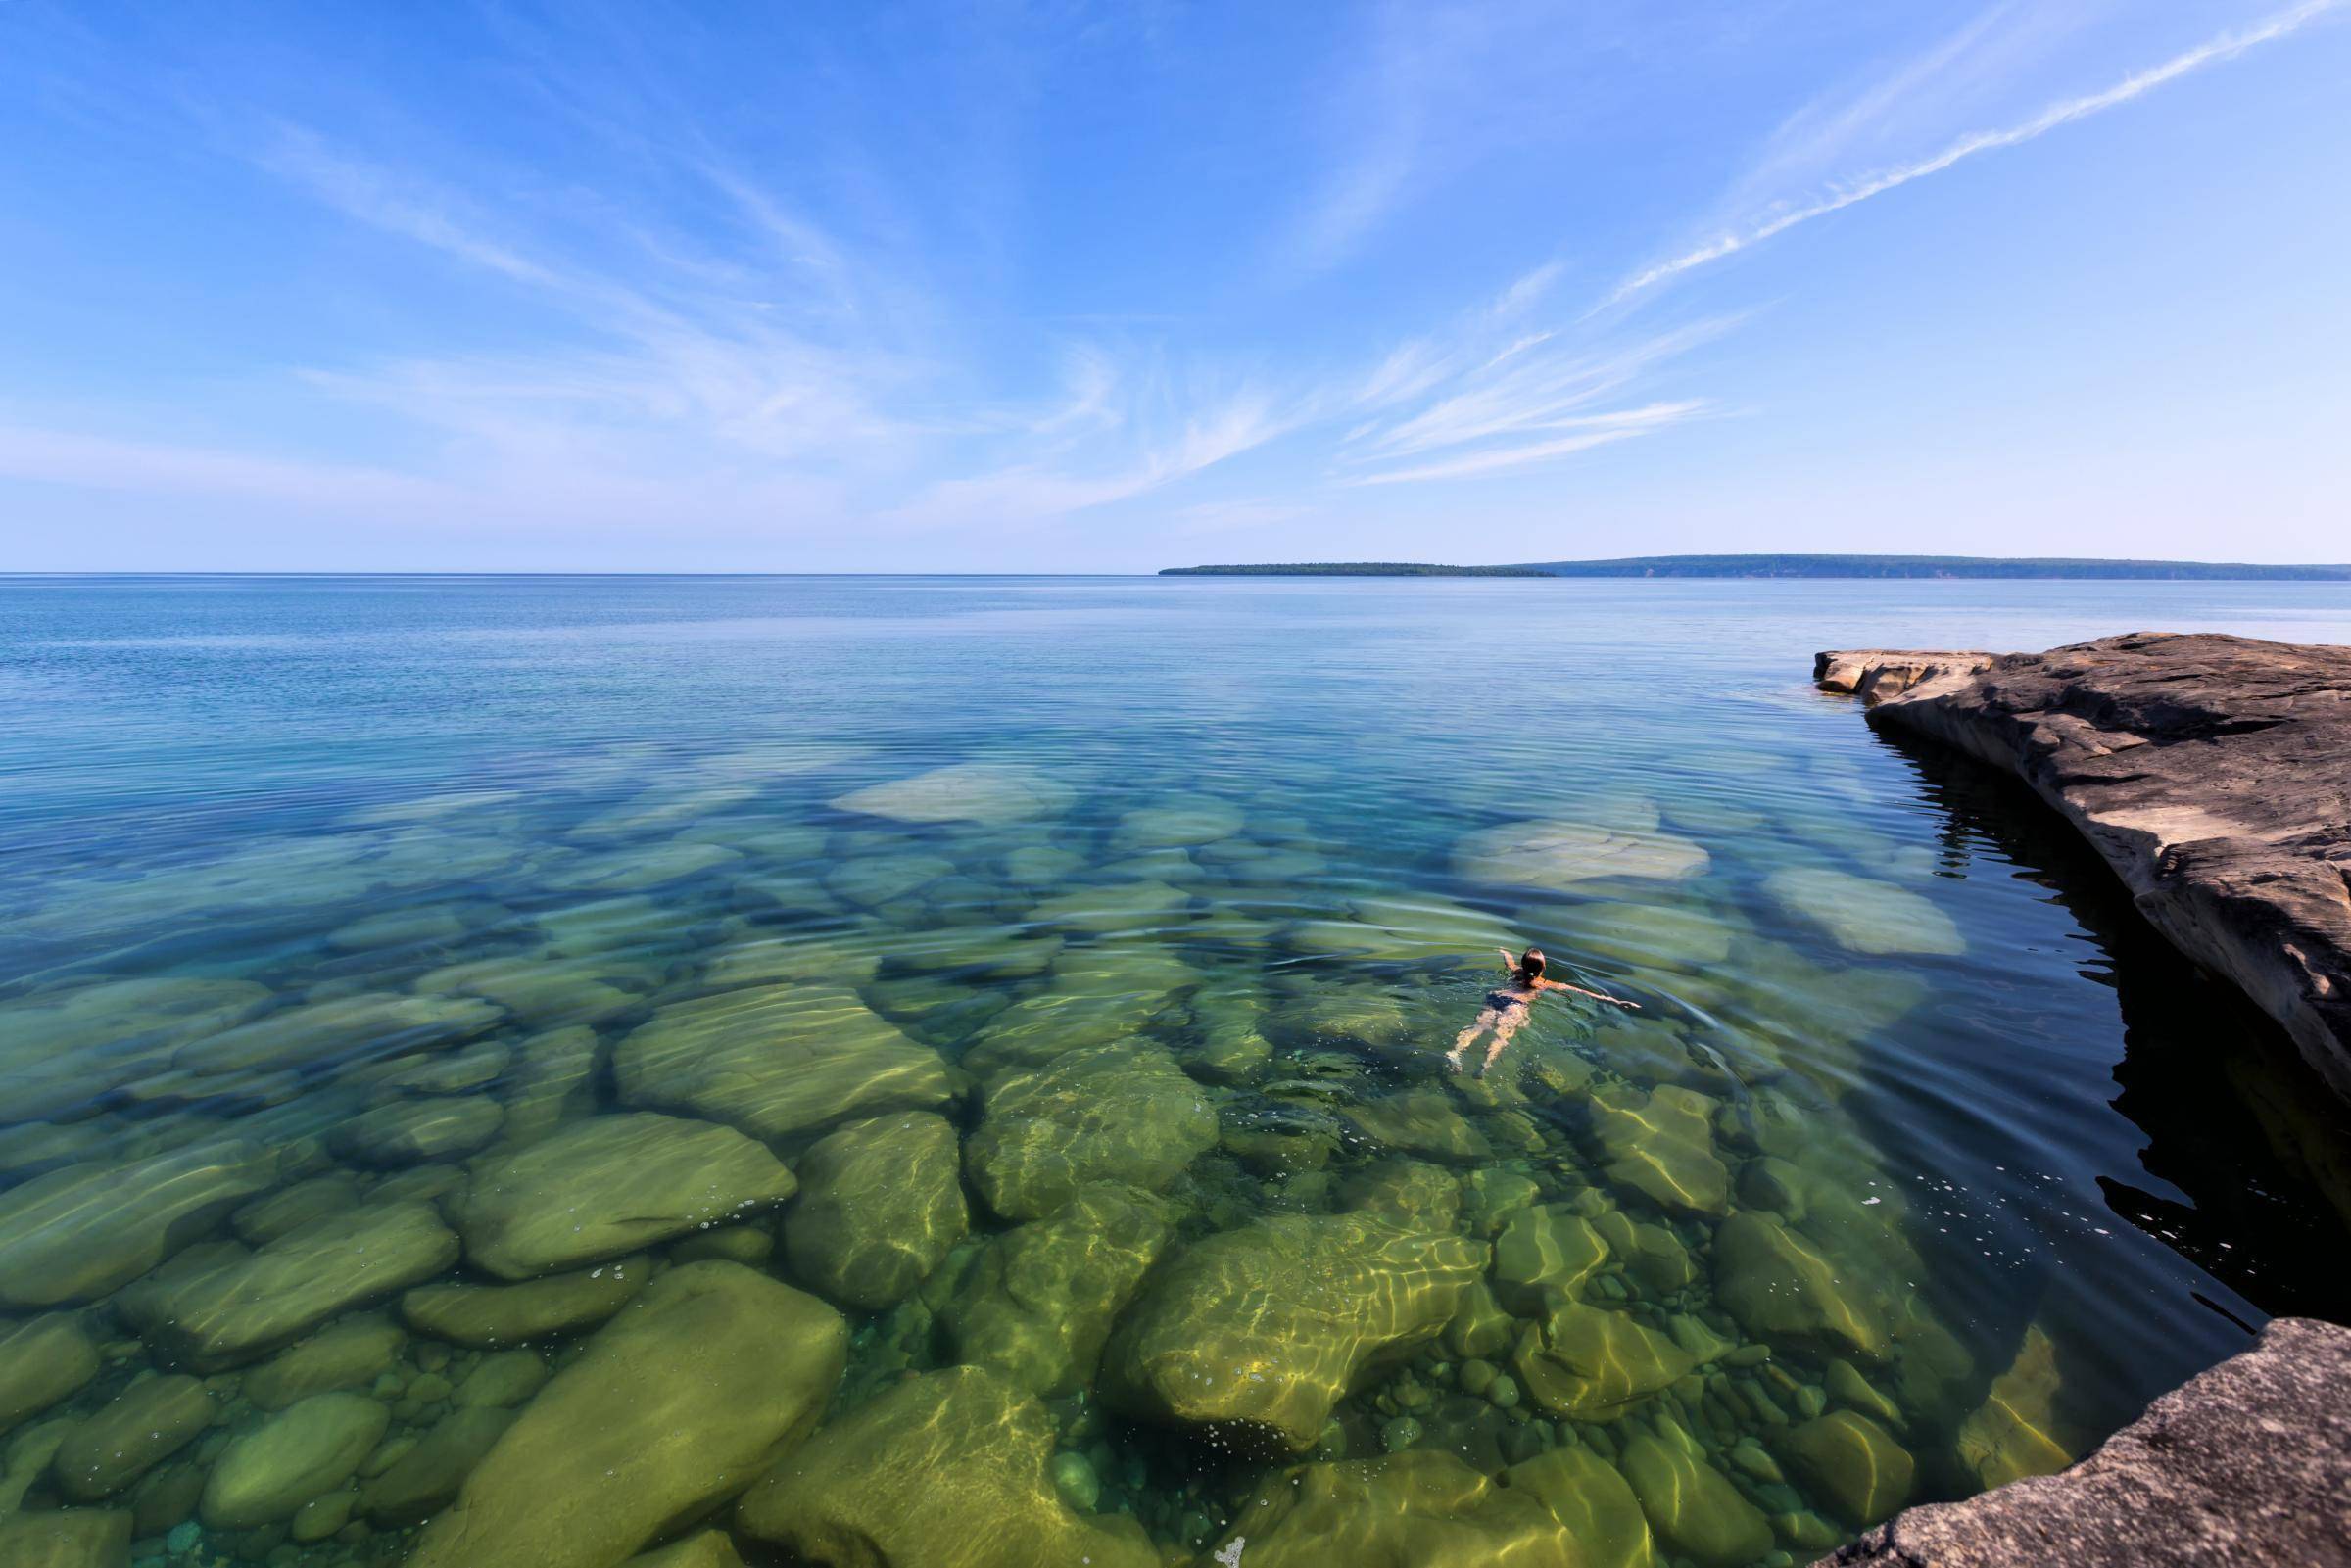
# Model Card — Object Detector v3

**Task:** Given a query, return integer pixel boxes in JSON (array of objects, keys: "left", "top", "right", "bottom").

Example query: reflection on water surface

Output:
[{"left": 2, "top": 574, "right": 2346, "bottom": 1567}]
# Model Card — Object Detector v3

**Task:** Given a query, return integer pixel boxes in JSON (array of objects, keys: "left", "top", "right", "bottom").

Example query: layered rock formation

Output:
[
  {"left": 1819, "top": 1316, "right": 2351, "bottom": 1567},
  {"left": 1815, "top": 633, "right": 2351, "bottom": 1095}
]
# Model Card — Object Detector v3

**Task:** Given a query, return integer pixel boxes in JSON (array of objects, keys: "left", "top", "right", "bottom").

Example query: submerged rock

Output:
[
  {"left": 52, "top": 1375, "right": 213, "bottom": 1501},
  {"left": 0, "top": 1313, "right": 100, "bottom": 1434},
  {"left": 614, "top": 986, "right": 957, "bottom": 1146},
  {"left": 1954, "top": 1321, "right": 2079, "bottom": 1490},
  {"left": 230, "top": 1174, "right": 361, "bottom": 1245},
  {"left": 1342, "top": 1089, "right": 1494, "bottom": 1164},
  {"left": 737, "top": 1365, "right": 1155, "bottom": 1568},
  {"left": 401, "top": 1256, "right": 649, "bottom": 1347},
  {"left": 120, "top": 1201, "right": 459, "bottom": 1367},
  {"left": 357, "top": 1406, "right": 516, "bottom": 1525},
  {"left": 965, "top": 1043, "right": 1216, "bottom": 1220},
  {"left": 1587, "top": 1082, "right": 1730, "bottom": 1216},
  {"left": 172, "top": 991, "right": 502, "bottom": 1076},
  {"left": 1620, "top": 1419, "right": 1772, "bottom": 1567},
  {"left": 1491, "top": 1204, "right": 1610, "bottom": 1314},
  {"left": 201, "top": 1391, "right": 389, "bottom": 1528},
  {"left": 1711, "top": 1211, "right": 1889, "bottom": 1360},
  {"left": 943, "top": 1183, "right": 1176, "bottom": 1397},
  {"left": 243, "top": 1313, "right": 406, "bottom": 1409},
  {"left": 451, "top": 1113, "right": 797, "bottom": 1279},
  {"left": 783, "top": 1112, "right": 967, "bottom": 1310},
  {"left": 1504, "top": 1445, "right": 1657, "bottom": 1568},
  {"left": 1213, "top": 1449, "right": 1583, "bottom": 1567},
  {"left": 1764, "top": 867, "right": 1965, "bottom": 957},
  {"left": 0, "top": 1508, "right": 132, "bottom": 1567},
  {"left": 1511, "top": 1301, "right": 1696, "bottom": 1421},
  {"left": 1455, "top": 818, "right": 1710, "bottom": 892},
  {"left": 329, "top": 1095, "right": 504, "bottom": 1165},
  {"left": 409, "top": 1262, "right": 846, "bottom": 1568},
  {"left": 1779, "top": 1408, "right": 1913, "bottom": 1524},
  {"left": 0, "top": 1140, "right": 273, "bottom": 1308},
  {"left": 497, "top": 1024, "right": 600, "bottom": 1145},
  {"left": 1103, "top": 1212, "right": 1486, "bottom": 1450},
  {"left": 830, "top": 762, "right": 1075, "bottom": 825},
  {"left": 1111, "top": 795, "right": 1245, "bottom": 850}
]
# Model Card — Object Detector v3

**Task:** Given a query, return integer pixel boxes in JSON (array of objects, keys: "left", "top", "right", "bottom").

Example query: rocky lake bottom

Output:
[{"left": 3, "top": 575, "right": 2349, "bottom": 1568}]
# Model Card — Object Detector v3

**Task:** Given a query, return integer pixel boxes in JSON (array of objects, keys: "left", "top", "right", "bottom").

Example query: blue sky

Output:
[{"left": 2, "top": 1, "right": 2346, "bottom": 571}]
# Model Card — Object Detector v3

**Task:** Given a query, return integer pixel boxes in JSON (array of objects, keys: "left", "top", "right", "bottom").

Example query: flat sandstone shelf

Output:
[{"left": 1815, "top": 632, "right": 2351, "bottom": 1098}]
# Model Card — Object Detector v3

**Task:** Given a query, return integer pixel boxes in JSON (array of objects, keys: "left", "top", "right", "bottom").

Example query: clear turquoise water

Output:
[{"left": 2, "top": 574, "right": 2346, "bottom": 1567}]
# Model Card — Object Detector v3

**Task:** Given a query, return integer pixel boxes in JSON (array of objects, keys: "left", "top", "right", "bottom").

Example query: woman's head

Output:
[{"left": 1519, "top": 947, "right": 1546, "bottom": 980}]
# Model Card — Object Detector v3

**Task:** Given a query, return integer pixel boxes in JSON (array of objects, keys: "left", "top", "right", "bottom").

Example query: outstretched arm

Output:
[
  {"left": 1545, "top": 977, "right": 1639, "bottom": 1008},
  {"left": 1498, "top": 947, "right": 1518, "bottom": 972}
]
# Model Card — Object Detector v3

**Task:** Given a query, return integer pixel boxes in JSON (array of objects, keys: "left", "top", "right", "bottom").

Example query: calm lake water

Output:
[{"left": 3, "top": 574, "right": 2348, "bottom": 1568}]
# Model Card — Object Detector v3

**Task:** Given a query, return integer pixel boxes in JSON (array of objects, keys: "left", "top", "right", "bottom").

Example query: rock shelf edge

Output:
[{"left": 1814, "top": 632, "right": 2351, "bottom": 1100}]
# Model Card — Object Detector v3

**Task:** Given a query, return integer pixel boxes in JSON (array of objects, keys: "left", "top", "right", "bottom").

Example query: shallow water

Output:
[{"left": 3, "top": 574, "right": 2347, "bottom": 1567}]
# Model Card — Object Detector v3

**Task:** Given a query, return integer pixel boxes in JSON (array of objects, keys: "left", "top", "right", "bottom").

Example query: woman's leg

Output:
[
  {"left": 1480, "top": 1007, "right": 1529, "bottom": 1072},
  {"left": 1447, "top": 1009, "right": 1499, "bottom": 1069}
]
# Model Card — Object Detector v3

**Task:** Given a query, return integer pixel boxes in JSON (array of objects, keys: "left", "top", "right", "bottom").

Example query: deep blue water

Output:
[{"left": 2, "top": 574, "right": 2346, "bottom": 1567}]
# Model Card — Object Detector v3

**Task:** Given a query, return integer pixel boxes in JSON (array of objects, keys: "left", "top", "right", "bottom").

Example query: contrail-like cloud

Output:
[{"left": 1609, "top": 0, "right": 2343, "bottom": 304}]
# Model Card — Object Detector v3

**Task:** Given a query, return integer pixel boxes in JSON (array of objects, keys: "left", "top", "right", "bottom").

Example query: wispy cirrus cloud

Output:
[{"left": 1607, "top": 0, "right": 2345, "bottom": 304}]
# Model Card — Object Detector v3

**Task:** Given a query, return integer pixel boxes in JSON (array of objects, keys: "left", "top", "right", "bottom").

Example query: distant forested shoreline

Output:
[{"left": 1162, "top": 553, "right": 2351, "bottom": 581}]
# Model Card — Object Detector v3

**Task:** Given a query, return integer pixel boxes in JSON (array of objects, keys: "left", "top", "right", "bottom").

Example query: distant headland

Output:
[{"left": 1161, "top": 553, "right": 2351, "bottom": 580}]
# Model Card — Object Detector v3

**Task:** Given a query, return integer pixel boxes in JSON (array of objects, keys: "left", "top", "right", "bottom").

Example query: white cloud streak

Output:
[{"left": 1609, "top": 0, "right": 2343, "bottom": 303}]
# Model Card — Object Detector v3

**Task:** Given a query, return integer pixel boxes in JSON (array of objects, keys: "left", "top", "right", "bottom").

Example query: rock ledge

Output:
[
  {"left": 1817, "top": 1316, "right": 2351, "bottom": 1567},
  {"left": 1815, "top": 632, "right": 2351, "bottom": 1096}
]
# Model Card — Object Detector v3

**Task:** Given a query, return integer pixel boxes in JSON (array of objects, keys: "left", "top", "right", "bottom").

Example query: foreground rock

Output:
[
  {"left": 1817, "top": 633, "right": 2351, "bottom": 1096},
  {"left": 450, "top": 1114, "right": 796, "bottom": 1278},
  {"left": 782, "top": 1112, "right": 967, "bottom": 1310},
  {"left": 737, "top": 1365, "right": 1155, "bottom": 1568},
  {"left": 1102, "top": 1212, "right": 1486, "bottom": 1450},
  {"left": 1820, "top": 1316, "right": 2351, "bottom": 1567},
  {"left": 964, "top": 1043, "right": 1216, "bottom": 1220},
  {"left": 943, "top": 1183, "right": 1176, "bottom": 1397},
  {"left": 0, "top": 1141, "right": 273, "bottom": 1308},
  {"left": 410, "top": 1261, "right": 846, "bottom": 1568}
]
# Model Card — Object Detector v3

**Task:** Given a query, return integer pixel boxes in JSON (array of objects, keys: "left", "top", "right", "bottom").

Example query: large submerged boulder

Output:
[
  {"left": 450, "top": 1114, "right": 797, "bottom": 1279},
  {"left": 1212, "top": 1450, "right": 1603, "bottom": 1568},
  {"left": 409, "top": 1261, "right": 846, "bottom": 1568},
  {"left": 614, "top": 986, "right": 958, "bottom": 1146},
  {"left": 1511, "top": 1300, "right": 1696, "bottom": 1421},
  {"left": 736, "top": 1365, "right": 1155, "bottom": 1568},
  {"left": 1102, "top": 1212, "right": 1487, "bottom": 1450},
  {"left": 942, "top": 1183, "right": 1176, "bottom": 1397},
  {"left": 964, "top": 1043, "right": 1215, "bottom": 1220},
  {"left": 782, "top": 1112, "right": 967, "bottom": 1310},
  {"left": 0, "top": 1141, "right": 273, "bottom": 1308}
]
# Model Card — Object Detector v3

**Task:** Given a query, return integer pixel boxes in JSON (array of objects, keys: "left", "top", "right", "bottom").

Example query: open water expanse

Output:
[{"left": 3, "top": 573, "right": 2349, "bottom": 1568}]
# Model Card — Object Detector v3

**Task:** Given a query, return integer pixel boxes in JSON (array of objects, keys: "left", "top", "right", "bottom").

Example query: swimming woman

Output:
[{"left": 1447, "top": 946, "right": 1637, "bottom": 1076}]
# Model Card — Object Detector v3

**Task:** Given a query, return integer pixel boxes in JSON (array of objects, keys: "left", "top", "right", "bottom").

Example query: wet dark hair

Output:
[{"left": 1519, "top": 948, "right": 1547, "bottom": 981}]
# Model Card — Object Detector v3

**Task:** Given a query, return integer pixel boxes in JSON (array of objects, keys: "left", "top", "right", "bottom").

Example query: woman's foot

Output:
[{"left": 1445, "top": 1049, "right": 1464, "bottom": 1073}]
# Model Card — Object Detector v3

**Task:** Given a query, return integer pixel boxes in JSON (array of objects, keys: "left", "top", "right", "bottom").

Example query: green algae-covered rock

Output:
[
  {"left": 1340, "top": 1158, "right": 1464, "bottom": 1232},
  {"left": 625, "top": 1530, "right": 745, "bottom": 1568},
  {"left": 1763, "top": 866, "right": 1965, "bottom": 956},
  {"left": 1343, "top": 1089, "right": 1494, "bottom": 1164},
  {"left": 1511, "top": 1301, "right": 1696, "bottom": 1421},
  {"left": 498, "top": 1024, "right": 600, "bottom": 1145},
  {"left": 784, "top": 1112, "right": 967, "bottom": 1310},
  {"left": 1778, "top": 1408, "right": 1913, "bottom": 1524},
  {"left": 1549, "top": 901, "right": 1740, "bottom": 972},
  {"left": 409, "top": 1261, "right": 846, "bottom": 1568},
  {"left": 230, "top": 1174, "right": 360, "bottom": 1245},
  {"left": 965, "top": 1043, "right": 1215, "bottom": 1221},
  {"left": 1445, "top": 1279, "right": 1517, "bottom": 1361},
  {"left": 1955, "top": 1322, "right": 2078, "bottom": 1489},
  {"left": 173, "top": 992, "right": 502, "bottom": 1076},
  {"left": 613, "top": 986, "right": 957, "bottom": 1146},
  {"left": 1212, "top": 1449, "right": 1580, "bottom": 1567},
  {"left": 402, "top": 1257, "right": 649, "bottom": 1348},
  {"left": 1491, "top": 1204, "right": 1610, "bottom": 1314},
  {"left": 0, "top": 1141, "right": 272, "bottom": 1308},
  {"left": 1455, "top": 818, "right": 1710, "bottom": 892},
  {"left": 0, "top": 1313, "right": 99, "bottom": 1435},
  {"left": 451, "top": 1114, "right": 796, "bottom": 1279},
  {"left": 1024, "top": 878, "right": 1192, "bottom": 935},
  {"left": 0, "top": 1507, "right": 132, "bottom": 1567},
  {"left": 1618, "top": 1419, "right": 1773, "bottom": 1568},
  {"left": 830, "top": 762, "right": 1074, "bottom": 826},
  {"left": 1111, "top": 795, "right": 1245, "bottom": 850},
  {"left": 413, "top": 955, "right": 648, "bottom": 1028},
  {"left": 52, "top": 1375, "right": 213, "bottom": 1500},
  {"left": 544, "top": 841, "right": 741, "bottom": 894},
  {"left": 454, "top": 1350, "right": 550, "bottom": 1409},
  {"left": 824, "top": 852, "right": 954, "bottom": 908},
  {"left": 201, "top": 1391, "right": 389, "bottom": 1528},
  {"left": 1502, "top": 1445, "right": 1658, "bottom": 1568},
  {"left": 328, "top": 1095, "right": 504, "bottom": 1166},
  {"left": 357, "top": 1406, "right": 515, "bottom": 1525},
  {"left": 1587, "top": 1082, "right": 1730, "bottom": 1216},
  {"left": 1711, "top": 1211, "right": 1890, "bottom": 1360},
  {"left": 119, "top": 1201, "right": 458, "bottom": 1367},
  {"left": 942, "top": 1184, "right": 1176, "bottom": 1397},
  {"left": 1102, "top": 1212, "right": 1487, "bottom": 1451},
  {"left": 243, "top": 1313, "right": 406, "bottom": 1409},
  {"left": 736, "top": 1365, "right": 1155, "bottom": 1568},
  {"left": 1592, "top": 1209, "right": 1696, "bottom": 1295}
]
